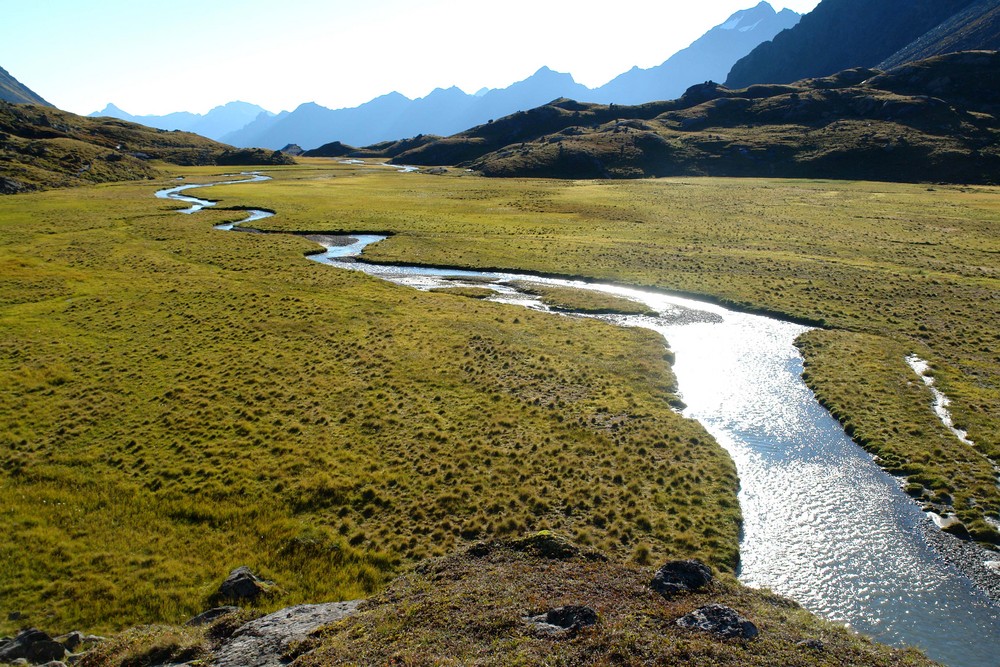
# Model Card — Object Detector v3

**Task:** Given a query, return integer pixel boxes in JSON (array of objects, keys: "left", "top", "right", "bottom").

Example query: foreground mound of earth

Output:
[{"left": 80, "top": 534, "right": 936, "bottom": 666}]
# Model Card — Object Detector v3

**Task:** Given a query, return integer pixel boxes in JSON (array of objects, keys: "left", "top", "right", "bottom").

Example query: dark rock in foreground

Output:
[
  {"left": 0, "top": 628, "right": 66, "bottom": 664},
  {"left": 676, "top": 604, "right": 759, "bottom": 640},
  {"left": 212, "top": 566, "right": 276, "bottom": 605},
  {"left": 650, "top": 559, "right": 714, "bottom": 596}
]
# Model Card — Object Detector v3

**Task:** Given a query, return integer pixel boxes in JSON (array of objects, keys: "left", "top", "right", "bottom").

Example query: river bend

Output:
[{"left": 157, "top": 174, "right": 1000, "bottom": 667}]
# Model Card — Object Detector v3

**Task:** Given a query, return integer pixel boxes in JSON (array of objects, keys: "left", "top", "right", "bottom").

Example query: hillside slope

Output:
[
  {"left": 83, "top": 536, "right": 937, "bottom": 667},
  {"left": 90, "top": 101, "right": 274, "bottom": 142},
  {"left": 0, "top": 66, "right": 51, "bottom": 106},
  {"left": 725, "top": 0, "right": 981, "bottom": 88},
  {"left": 382, "top": 52, "right": 999, "bottom": 184},
  {"left": 879, "top": 0, "right": 1000, "bottom": 68},
  {"left": 0, "top": 102, "right": 292, "bottom": 193}
]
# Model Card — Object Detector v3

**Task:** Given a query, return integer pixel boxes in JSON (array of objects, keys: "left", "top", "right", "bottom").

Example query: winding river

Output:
[{"left": 157, "top": 173, "right": 999, "bottom": 667}]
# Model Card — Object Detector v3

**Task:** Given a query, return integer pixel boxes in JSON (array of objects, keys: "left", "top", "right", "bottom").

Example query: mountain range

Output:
[
  {"left": 726, "top": 0, "right": 1000, "bottom": 87},
  {"left": 90, "top": 101, "right": 274, "bottom": 142},
  {"left": 328, "top": 51, "right": 999, "bottom": 185},
  {"left": 91, "top": 2, "right": 800, "bottom": 150}
]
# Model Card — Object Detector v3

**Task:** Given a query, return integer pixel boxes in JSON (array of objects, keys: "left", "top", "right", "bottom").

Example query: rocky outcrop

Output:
[
  {"left": 524, "top": 605, "right": 599, "bottom": 636},
  {"left": 650, "top": 559, "right": 714, "bottom": 596},
  {"left": 211, "top": 601, "right": 361, "bottom": 667},
  {"left": 0, "top": 629, "right": 66, "bottom": 664},
  {"left": 676, "top": 604, "right": 760, "bottom": 639},
  {"left": 211, "top": 567, "right": 276, "bottom": 605}
]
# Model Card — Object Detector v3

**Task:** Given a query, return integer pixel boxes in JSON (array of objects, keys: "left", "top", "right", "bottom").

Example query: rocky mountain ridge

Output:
[
  {"left": 353, "top": 51, "right": 1000, "bottom": 184},
  {"left": 0, "top": 66, "right": 51, "bottom": 107},
  {"left": 725, "top": 0, "right": 1000, "bottom": 88}
]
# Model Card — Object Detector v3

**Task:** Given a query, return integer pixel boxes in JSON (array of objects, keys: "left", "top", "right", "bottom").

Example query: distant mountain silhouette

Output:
[
  {"left": 0, "top": 66, "right": 51, "bottom": 106},
  {"left": 376, "top": 51, "right": 1000, "bottom": 185},
  {"left": 216, "top": 2, "right": 797, "bottom": 150},
  {"left": 725, "top": 0, "right": 996, "bottom": 88},
  {"left": 221, "top": 67, "right": 593, "bottom": 150},
  {"left": 89, "top": 101, "right": 273, "bottom": 141},
  {"left": 587, "top": 2, "right": 800, "bottom": 105},
  {"left": 90, "top": 2, "right": 802, "bottom": 151}
]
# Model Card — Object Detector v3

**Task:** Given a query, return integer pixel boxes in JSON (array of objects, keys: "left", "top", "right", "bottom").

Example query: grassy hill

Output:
[
  {"left": 0, "top": 101, "right": 293, "bottom": 194},
  {"left": 366, "top": 52, "right": 1000, "bottom": 184}
]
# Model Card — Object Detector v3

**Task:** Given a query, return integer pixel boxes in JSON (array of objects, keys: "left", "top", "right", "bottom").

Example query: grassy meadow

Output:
[
  {"left": 0, "top": 166, "right": 739, "bottom": 634},
  {"left": 2, "top": 159, "right": 998, "bottom": 638},
  {"left": 221, "top": 161, "right": 999, "bottom": 538}
]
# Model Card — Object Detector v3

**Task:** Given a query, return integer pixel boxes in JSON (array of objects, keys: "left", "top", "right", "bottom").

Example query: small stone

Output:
[
  {"left": 7, "top": 611, "right": 21, "bottom": 621},
  {"left": 186, "top": 606, "right": 240, "bottom": 626},
  {"left": 797, "top": 638, "right": 825, "bottom": 650},
  {"left": 524, "top": 605, "right": 598, "bottom": 637},
  {"left": 55, "top": 631, "right": 83, "bottom": 651},
  {"left": 676, "top": 604, "right": 758, "bottom": 640},
  {"left": 650, "top": 560, "right": 713, "bottom": 596},
  {"left": 544, "top": 605, "right": 598, "bottom": 629},
  {"left": 214, "top": 566, "right": 275, "bottom": 604}
]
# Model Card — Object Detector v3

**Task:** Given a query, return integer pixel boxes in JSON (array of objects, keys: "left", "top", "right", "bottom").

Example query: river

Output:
[{"left": 157, "top": 174, "right": 999, "bottom": 667}]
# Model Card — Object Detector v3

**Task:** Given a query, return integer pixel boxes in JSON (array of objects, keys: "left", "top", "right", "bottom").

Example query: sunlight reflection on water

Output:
[{"left": 309, "top": 240, "right": 999, "bottom": 667}]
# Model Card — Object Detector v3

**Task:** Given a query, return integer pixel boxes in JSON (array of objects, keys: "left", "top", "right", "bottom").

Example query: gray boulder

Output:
[
  {"left": 213, "top": 567, "right": 275, "bottom": 605},
  {"left": 676, "top": 604, "right": 759, "bottom": 640},
  {"left": 650, "top": 560, "right": 714, "bottom": 596},
  {"left": 53, "top": 631, "right": 83, "bottom": 652},
  {"left": 524, "top": 605, "right": 598, "bottom": 636},
  {"left": 212, "top": 601, "right": 361, "bottom": 667}
]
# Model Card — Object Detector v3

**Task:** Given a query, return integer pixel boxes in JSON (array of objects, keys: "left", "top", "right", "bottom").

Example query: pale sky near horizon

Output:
[{"left": 3, "top": 0, "right": 820, "bottom": 116}]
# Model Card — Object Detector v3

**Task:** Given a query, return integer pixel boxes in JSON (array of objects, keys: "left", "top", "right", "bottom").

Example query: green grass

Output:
[
  {"left": 427, "top": 286, "right": 497, "bottom": 299},
  {"left": 0, "top": 168, "right": 739, "bottom": 635},
  {"left": 508, "top": 280, "right": 658, "bottom": 315},
  {"left": 213, "top": 161, "right": 1000, "bottom": 539}
]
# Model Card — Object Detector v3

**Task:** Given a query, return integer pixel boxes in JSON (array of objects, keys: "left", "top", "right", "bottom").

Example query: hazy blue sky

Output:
[{"left": 3, "top": 0, "right": 820, "bottom": 116}]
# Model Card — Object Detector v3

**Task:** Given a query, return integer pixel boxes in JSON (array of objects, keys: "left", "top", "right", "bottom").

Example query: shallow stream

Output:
[{"left": 157, "top": 174, "right": 1000, "bottom": 667}]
